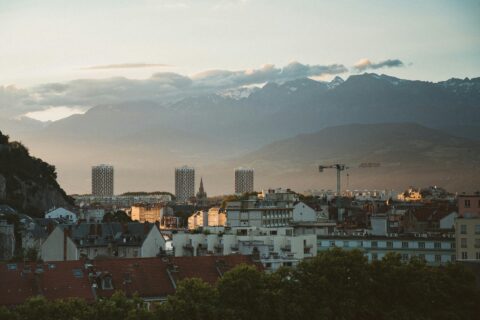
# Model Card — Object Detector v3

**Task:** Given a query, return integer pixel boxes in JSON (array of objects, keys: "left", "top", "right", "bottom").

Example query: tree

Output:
[
  {"left": 292, "top": 248, "right": 373, "bottom": 319},
  {"left": 103, "top": 210, "right": 131, "bottom": 223},
  {"left": 159, "top": 278, "right": 219, "bottom": 320},
  {"left": 217, "top": 264, "right": 270, "bottom": 320}
]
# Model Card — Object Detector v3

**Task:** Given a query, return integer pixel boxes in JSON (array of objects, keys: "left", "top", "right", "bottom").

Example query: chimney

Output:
[{"left": 63, "top": 228, "right": 71, "bottom": 261}]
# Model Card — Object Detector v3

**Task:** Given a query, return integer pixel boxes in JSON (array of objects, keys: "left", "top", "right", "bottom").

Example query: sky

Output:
[{"left": 1, "top": 0, "right": 479, "bottom": 121}]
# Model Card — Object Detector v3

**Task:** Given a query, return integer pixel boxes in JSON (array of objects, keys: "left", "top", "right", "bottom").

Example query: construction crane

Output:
[{"left": 318, "top": 164, "right": 348, "bottom": 195}]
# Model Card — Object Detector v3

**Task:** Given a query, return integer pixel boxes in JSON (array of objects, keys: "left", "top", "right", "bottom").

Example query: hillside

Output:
[
  {"left": 0, "top": 131, "right": 72, "bottom": 216},
  {"left": 230, "top": 123, "right": 480, "bottom": 193}
]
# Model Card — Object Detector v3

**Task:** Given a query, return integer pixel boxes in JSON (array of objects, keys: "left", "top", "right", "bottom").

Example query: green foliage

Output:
[
  {"left": 220, "top": 192, "right": 258, "bottom": 208},
  {"left": 3, "top": 250, "right": 480, "bottom": 319},
  {"left": 159, "top": 278, "right": 219, "bottom": 320},
  {"left": 0, "top": 131, "right": 9, "bottom": 145},
  {"left": 103, "top": 210, "right": 132, "bottom": 223}
]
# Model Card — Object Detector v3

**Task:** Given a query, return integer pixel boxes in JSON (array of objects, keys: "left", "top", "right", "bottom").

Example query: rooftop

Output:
[{"left": 0, "top": 255, "right": 260, "bottom": 306}]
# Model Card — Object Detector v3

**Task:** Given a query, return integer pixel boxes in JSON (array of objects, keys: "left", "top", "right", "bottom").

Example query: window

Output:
[
  {"left": 401, "top": 254, "right": 409, "bottom": 261},
  {"left": 358, "top": 241, "right": 363, "bottom": 247},
  {"left": 329, "top": 240, "right": 335, "bottom": 247},
  {"left": 461, "top": 225, "right": 467, "bottom": 234},
  {"left": 461, "top": 238, "right": 467, "bottom": 248},
  {"left": 475, "top": 225, "right": 480, "bottom": 235},
  {"left": 465, "top": 200, "right": 471, "bottom": 208},
  {"left": 418, "top": 254, "right": 425, "bottom": 261},
  {"left": 270, "top": 230, "right": 277, "bottom": 235},
  {"left": 371, "top": 253, "right": 378, "bottom": 261},
  {"left": 72, "top": 269, "right": 83, "bottom": 278},
  {"left": 475, "top": 239, "right": 480, "bottom": 248},
  {"left": 265, "top": 262, "right": 272, "bottom": 268},
  {"left": 435, "top": 255, "right": 441, "bottom": 263},
  {"left": 461, "top": 252, "right": 468, "bottom": 260},
  {"left": 476, "top": 252, "right": 480, "bottom": 260},
  {"left": 387, "top": 241, "right": 393, "bottom": 248},
  {"left": 450, "top": 242, "right": 456, "bottom": 249},
  {"left": 283, "top": 262, "right": 293, "bottom": 267},
  {"left": 402, "top": 241, "right": 409, "bottom": 249},
  {"left": 451, "top": 255, "right": 456, "bottom": 262},
  {"left": 418, "top": 242, "right": 425, "bottom": 249},
  {"left": 343, "top": 240, "right": 349, "bottom": 247},
  {"left": 371, "top": 241, "right": 378, "bottom": 248},
  {"left": 102, "top": 276, "right": 114, "bottom": 290},
  {"left": 434, "top": 242, "right": 441, "bottom": 249}
]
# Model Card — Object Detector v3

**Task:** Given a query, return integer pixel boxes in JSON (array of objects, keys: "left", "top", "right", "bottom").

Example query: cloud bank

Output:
[
  {"left": 354, "top": 59, "right": 404, "bottom": 72},
  {"left": 0, "top": 61, "right": 350, "bottom": 121}
]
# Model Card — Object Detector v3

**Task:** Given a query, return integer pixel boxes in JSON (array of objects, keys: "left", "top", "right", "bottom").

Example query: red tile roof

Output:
[
  {"left": 0, "top": 260, "right": 94, "bottom": 306},
  {"left": 0, "top": 255, "right": 260, "bottom": 306}
]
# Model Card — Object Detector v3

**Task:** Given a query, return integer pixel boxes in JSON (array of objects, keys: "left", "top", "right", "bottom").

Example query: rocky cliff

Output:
[{"left": 0, "top": 130, "right": 72, "bottom": 217}]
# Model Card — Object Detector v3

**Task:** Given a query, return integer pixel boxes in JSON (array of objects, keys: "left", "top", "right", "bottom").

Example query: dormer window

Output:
[{"left": 102, "top": 276, "right": 114, "bottom": 290}]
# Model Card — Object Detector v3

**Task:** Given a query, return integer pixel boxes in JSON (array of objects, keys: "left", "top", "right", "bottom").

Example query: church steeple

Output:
[
  {"left": 196, "top": 177, "right": 207, "bottom": 206},
  {"left": 199, "top": 177, "right": 204, "bottom": 194}
]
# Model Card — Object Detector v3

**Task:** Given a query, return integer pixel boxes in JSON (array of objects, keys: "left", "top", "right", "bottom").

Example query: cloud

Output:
[
  {"left": 82, "top": 63, "right": 169, "bottom": 70},
  {"left": 191, "top": 62, "right": 347, "bottom": 89},
  {"left": 24, "top": 106, "right": 87, "bottom": 122},
  {"left": 354, "top": 58, "right": 404, "bottom": 72},
  {"left": 1, "top": 61, "right": 348, "bottom": 122}
]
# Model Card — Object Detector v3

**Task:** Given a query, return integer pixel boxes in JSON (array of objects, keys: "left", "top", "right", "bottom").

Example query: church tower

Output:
[{"left": 196, "top": 177, "right": 208, "bottom": 207}]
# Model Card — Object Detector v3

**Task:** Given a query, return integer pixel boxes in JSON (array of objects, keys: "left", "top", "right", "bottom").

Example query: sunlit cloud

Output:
[
  {"left": 354, "top": 58, "right": 404, "bottom": 72},
  {"left": 24, "top": 106, "right": 88, "bottom": 122}
]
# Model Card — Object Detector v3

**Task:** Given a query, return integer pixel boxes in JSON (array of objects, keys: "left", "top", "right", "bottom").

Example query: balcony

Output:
[
  {"left": 183, "top": 243, "right": 193, "bottom": 251},
  {"left": 281, "top": 245, "right": 291, "bottom": 251}
]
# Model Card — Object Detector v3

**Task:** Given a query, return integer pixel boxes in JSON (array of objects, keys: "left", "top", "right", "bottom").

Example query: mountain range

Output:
[{"left": 3, "top": 73, "right": 480, "bottom": 195}]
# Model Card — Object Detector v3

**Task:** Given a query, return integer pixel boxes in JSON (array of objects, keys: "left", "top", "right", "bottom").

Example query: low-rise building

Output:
[
  {"left": 40, "top": 222, "right": 166, "bottom": 261},
  {"left": 226, "top": 190, "right": 316, "bottom": 229},
  {"left": 0, "top": 255, "right": 260, "bottom": 307},
  {"left": 173, "top": 227, "right": 316, "bottom": 272},
  {"left": 188, "top": 210, "right": 208, "bottom": 230},
  {"left": 45, "top": 207, "right": 78, "bottom": 223},
  {"left": 131, "top": 205, "right": 162, "bottom": 223},
  {"left": 207, "top": 207, "right": 226, "bottom": 227},
  {"left": 80, "top": 208, "right": 105, "bottom": 222}
]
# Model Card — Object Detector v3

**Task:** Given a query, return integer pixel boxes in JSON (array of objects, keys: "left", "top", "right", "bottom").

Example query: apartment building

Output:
[
  {"left": 173, "top": 227, "right": 316, "bottom": 272},
  {"left": 318, "top": 234, "right": 455, "bottom": 265}
]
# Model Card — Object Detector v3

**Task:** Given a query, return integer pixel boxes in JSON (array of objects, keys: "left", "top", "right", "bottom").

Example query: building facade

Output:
[
  {"left": 40, "top": 222, "right": 166, "bottom": 261},
  {"left": 317, "top": 235, "right": 455, "bottom": 266},
  {"left": 455, "top": 194, "right": 480, "bottom": 262},
  {"left": 173, "top": 227, "right": 316, "bottom": 272},
  {"left": 455, "top": 216, "right": 480, "bottom": 262},
  {"left": 175, "top": 166, "right": 195, "bottom": 203},
  {"left": 92, "top": 164, "right": 114, "bottom": 197},
  {"left": 0, "top": 220, "right": 15, "bottom": 260},
  {"left": 235, "top": 167, "right": 254, "bottom": 194},
  {"left": 131, "top": 205, "right": 161, "bottom": 223}
]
